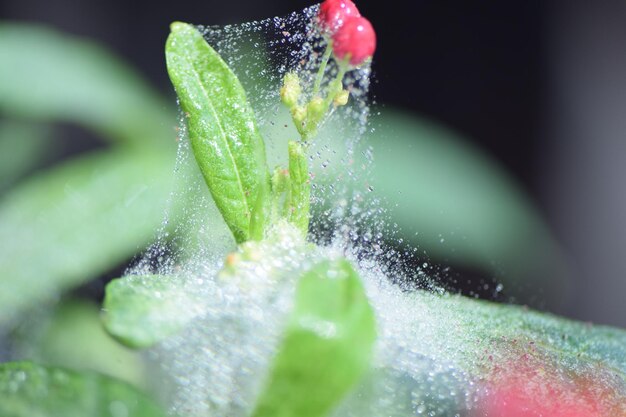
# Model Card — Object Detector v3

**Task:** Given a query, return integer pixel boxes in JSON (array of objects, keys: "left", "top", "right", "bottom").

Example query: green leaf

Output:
[
  {"left": 0, "top": 361, "right": 166, "bottom": 417},
  {"left": 166, "top": 21, "right": 270, "bottom": 244},
  {"left": 334, "top": 291, "right": 626, "bottom": 416},
  {"left": 363, "top": 109, "right": 571, "bottom": 303},
  {"left": 436, "top": 293, "right": 626, "bottom": 376},
  {"left": 0, "top": 149, "right": 180, "bottom": 327},
  {"left": 0, "top": 120, "right": 54, "bottom": 192},
  {"left": 0, "top": 23, "right": 172, "bottom": 145},
  {"left": 12, "top": 299, "right": 146, "bottom": 387},
  {"left": 103, "top": 274, "right": 207, "bottom": 349},
  {"left": 252, "top": 259, "right": 376, "bottom": 417}
]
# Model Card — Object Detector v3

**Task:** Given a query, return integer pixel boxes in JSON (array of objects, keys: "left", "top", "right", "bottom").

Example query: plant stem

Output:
[
  {"left": 324, "top": 59, "right": 349, "bottom": 109},
  {"left": 312, "top": 44, "right": 333, "bottom": 98},
  {"left": 287, "top": 141, "right": 310, "bottom": 236}
]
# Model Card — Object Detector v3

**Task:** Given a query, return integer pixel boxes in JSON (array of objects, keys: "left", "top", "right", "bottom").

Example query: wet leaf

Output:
[
  {"left": 439, "top": 293, "right": 626, "bottom": 375},
  {"left": 334, "top": 290, "right": 626, "bottom": 416},
  {"left": 166, "top": 22, "right": 270, "bottom": 243},
  {"left": 0, "top": 149, "right": 181, "bottom": 327},
  {"left": 451, "top": 294, "right": 626, "bottom": 415},
  {"left": 252, "top": 258, "right": 376, "bottom": 417},
  {"left": 103, "top": 274, "right": 207, "bottom": 348},
  {"left": 0, "top": 23, "right": 172, "bottom": 145},
  {"left": 0, "top": 361, "right": 166, "bottom": 417}
]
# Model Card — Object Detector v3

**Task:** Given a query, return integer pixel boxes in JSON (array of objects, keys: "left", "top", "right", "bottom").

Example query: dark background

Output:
[{"left": 3, "top": 0, "right": 626, "bottom": 327}]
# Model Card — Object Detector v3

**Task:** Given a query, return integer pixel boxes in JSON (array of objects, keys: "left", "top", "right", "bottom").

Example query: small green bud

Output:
[
  {"left": 333, "top": 89, "right": 350, "bottom": 107},
  {"left": 328, "top": 78, "right": 343, "bottom": 96},
  {"left": 291, "top": 105, "right": 307, "bottom": 135},
  {"left": 280, "top": 72, "right": 301, "bottom": 108},
  {"left": 307, "top": 96, "right": 326, "bottom": 125},
  {"left": 272, "top": 167, "right": 290, "bottom": 194},
  {"left": 302, "top": 96, "right": 327, "bottom": 138}
]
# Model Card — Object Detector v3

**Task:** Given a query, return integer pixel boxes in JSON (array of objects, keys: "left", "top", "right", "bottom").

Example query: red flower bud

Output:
[
  {"left": 318, "top": 0, "right": 361, "bottom": 34},
  {"left": 331, "top": 16, "right": 376, "bottom": 66}
]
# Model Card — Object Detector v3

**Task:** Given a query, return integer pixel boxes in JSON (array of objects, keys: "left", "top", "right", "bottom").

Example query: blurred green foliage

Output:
[
  {"left": 364, "top": 110, "right": 570, "bottom": 301},
  {"left": 12, "top": 300, "right": 145, "bottom": 386},
  {"left": 0, "top": 149, "right": 181, "bottom": 327},
  {"left": 0, "top": 121, "right": 54, "bottom": 192},
  {"left": 0, "top": 22, "right": 180, "bottom": 413},
  {"left": 0, "top": 362, "right": 165, "bottom": 417},
  {"left": 0, "top": 23, "right": 172, "bottom": 145}
]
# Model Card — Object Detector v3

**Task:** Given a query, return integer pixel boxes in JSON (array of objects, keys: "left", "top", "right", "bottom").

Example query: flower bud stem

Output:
[
  {"left": 287, "top": 141, "right": 310, "bottom": 235},
  {"left": 312, "top": 44, "right": 333, "bottom": 98},
  {"left": 324, "top": 59, "right": 349, "bottom": 109},
  {"left": 276, "top": 46, "right": 350, "bottom": 237}
]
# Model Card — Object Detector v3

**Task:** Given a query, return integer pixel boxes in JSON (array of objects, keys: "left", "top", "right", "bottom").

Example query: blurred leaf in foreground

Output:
[
  {"left": 0, "top": 22, "right": 173, "bottom": 146},
  {"left": 0, "top": 361, "right": 166, "bottom": 417},
  {"left": 12, "top": 299, "right": 145, "bottom": 387},
  {"left": 0, "top": 120, "right": 54, "bottom": 192},
  {"left": 252, "top": 259, "right": 376, "bottom": 417},
  {"left": 0, "top": 149, "right": 181, "bottom": 327},
  {"left": 103, "top": 274, "right": 209, "bottom": 349}
]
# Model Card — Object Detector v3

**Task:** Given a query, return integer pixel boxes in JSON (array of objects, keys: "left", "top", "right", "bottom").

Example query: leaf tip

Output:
[{"left": 169, "top": 21, "right": 191, "bottom": 34}]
